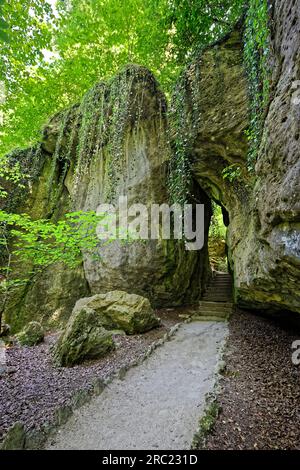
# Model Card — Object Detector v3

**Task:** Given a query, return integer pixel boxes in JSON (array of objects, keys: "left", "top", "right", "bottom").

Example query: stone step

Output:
[
  {"left": 192, "top": 315, "right": 228, "bottom": 322},
  {"left": 206, "top": 287, "right": 232, "bottom": 292},
  {"left": 199, "top": 306, "right": 232, "bottom": 313},
  {"left": 212, "top": 280, "right": 231, "bottom": 284},
  {"left": 199, "top": 301, "right": 232, "bottom": 310},
  {"left": 210, "top": 281, "right": 232, "bottom": 286},
  {"left": 203, "top": 293, "right": 232, "bottom": 298},
  {"left": 197, "top": 310, "right": 229, "bottom": 318},
  {"left": 210, "top": 281, "right": 232, "bottom": 285},
  {"left": 203, "top": 298, "right": 232, "bottom": 302}
]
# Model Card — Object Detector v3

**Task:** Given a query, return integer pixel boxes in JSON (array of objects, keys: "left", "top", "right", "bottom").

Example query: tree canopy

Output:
[{"left": 0, "top": 0, "right": 245, "bottom": 158}]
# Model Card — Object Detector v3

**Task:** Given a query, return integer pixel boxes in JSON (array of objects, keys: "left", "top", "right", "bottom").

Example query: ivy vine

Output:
[{"left": 244, "top": 0, "right": 270, "bottom": 170}]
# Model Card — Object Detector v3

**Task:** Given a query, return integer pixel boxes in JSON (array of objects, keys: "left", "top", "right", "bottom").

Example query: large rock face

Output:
[
  {"left": 2, "top": 66, "right": 211, "bottom": 332},
  {"left": 235, "top": 0, "right": 300, "bottom": 312},
  {"left": 179, "top": 3, "right": 300, "bottom": 313}
]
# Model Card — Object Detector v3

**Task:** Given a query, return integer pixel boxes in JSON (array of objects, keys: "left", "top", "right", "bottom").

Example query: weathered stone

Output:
[
  {"left": 73, "top": 290, "right": 160, "bottom": 335},
  {"left": 2, "top": 65, "right": 210, "bottom": 332},
  {"left": 233, "top": 0, "right": 300, "bottom": 313},
  {"left": 53, "top": 307, "right": 115, "bottom": 367},
  {"left": 179, "top": 9, "right": 300, "bottom": 314},
  {"left": 2, "top": 1, "right": 298, "bottom": 325},
  {"left": 15, "top": 321, "right": 44, "bottom": 346}
]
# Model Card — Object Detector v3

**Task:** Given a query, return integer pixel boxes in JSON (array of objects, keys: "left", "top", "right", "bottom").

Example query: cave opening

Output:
[{"left": 208, "top": 201, "right": 229, "bottom": 274}]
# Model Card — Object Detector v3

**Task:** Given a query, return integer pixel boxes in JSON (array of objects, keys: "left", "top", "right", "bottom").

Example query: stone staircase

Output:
[{"left": 193, "top": 272, "right": 233, "bottom": 321}]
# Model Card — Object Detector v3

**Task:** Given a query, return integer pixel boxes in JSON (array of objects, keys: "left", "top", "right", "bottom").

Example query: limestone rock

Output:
[
  {"left": 179, "top": 8, "right": 300, "bottom": 314},
  {"left": 2, "top": 65, "right": 210, "bottom": 333},
  {"left": 15, "top": 321, "right": 44, "bottom": 346},
  {"left": 73, "top": 290, "right": 161, "bottom": 335},
  {"left": 53, "top": 307, "right": 115, "bottom": 367}
]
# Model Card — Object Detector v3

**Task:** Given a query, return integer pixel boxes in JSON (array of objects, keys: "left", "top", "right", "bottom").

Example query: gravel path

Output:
[
  {"left": 46, "top": 321, "right": 228, "bottom": 450},
  {"left": 203, "top": 309, "right": 300, "bottom": 450},
  {"left": 0, "top": 309, "right": 183, "bottom": 444}
]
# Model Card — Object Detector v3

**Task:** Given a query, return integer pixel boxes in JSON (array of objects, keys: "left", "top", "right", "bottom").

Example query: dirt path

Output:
[{"left": 46, "top": 321, "right": 227, "bottom": 450}]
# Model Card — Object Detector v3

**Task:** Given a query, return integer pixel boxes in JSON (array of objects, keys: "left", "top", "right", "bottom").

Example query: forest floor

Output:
[
  {"left": 0, "top": 308, "right": 188, "bottom": 446},
  {"left": 202, "top": 309, "right": 300, "bottom": 450}
]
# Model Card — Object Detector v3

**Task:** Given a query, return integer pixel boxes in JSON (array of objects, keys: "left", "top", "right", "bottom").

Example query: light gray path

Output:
[{"left": 46, "top": 321, "right": 228, "bottom": 450}]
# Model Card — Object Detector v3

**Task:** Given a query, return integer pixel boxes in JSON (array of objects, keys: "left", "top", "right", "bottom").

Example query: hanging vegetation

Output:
[{"left": 244, "top": 0, "right": 270, "bottom": 170}]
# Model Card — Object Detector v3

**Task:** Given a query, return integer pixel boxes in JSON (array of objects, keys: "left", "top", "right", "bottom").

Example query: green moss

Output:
[
  {"left": 15, "top": 321, "right": 44, "bottom": 346},
  {"left": 53, "top": 307, "right": 115, "bottom": 367},
  {"left": 191, "top": 399, "right": 221, "bottom": 449},
  {"left": 244, "top": 0, "right": 270, "bottom": 170}
]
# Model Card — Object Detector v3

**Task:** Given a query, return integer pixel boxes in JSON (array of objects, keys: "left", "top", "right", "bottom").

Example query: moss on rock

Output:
[
  {"left": 73, "top": 290, "right": 161, "bottom": 335},
  {"left": 15, "top": 321, "right": 44, "bottom": 346},
  {"left": 53, "top": 307, "right": 115, "bottom": 367}
]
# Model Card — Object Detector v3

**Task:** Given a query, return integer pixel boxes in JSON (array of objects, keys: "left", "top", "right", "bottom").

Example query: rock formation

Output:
[
  {"left": 71, "top": 291, "right": 160, "bottom": 335},
  {"left": 53, "top": 308, "right": 115, "bottom": 367},
  {"left": 2, "top": 66, "right": 210, "bottom": 332},
  {"left": 1, "top": 0, "right": 299, "bottom": 333},
  {"left": 53, "top": 290, "right": 160, "bottom": 366},
  {"left": 178, "top": 0, "right": 300, "bottom": 313}
]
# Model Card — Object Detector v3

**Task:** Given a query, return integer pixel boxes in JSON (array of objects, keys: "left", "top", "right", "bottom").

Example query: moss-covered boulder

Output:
[
  {"left": 73, "top": 290, "right": 160, "bottom": 335},
  {"left": 15, "top": 321, "right": 44, "bottom": 346},
  {"left": 53, "top": 306, "right": 115, "bottom": 367}
]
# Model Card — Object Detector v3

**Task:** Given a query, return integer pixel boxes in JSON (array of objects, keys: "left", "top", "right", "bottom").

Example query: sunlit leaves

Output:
[
  {"left": 0, "top": 210, "right": 104, "bottom": 269},
  {"left": 0, "top": 0, "right": 247, "bottom": 159}
]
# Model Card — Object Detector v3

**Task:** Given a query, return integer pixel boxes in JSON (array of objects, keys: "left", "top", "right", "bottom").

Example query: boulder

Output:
[
  {"left": 73, "top": 290, "right": 160, "bottom": 335},
  {"left": 53, "top": 307, "right": 115, "bottom": 367},
  {"left": 15, "top": 321, "right": 44, "bottom": 346}
]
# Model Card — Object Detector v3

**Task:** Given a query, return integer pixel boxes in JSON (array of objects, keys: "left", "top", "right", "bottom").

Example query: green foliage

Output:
[
  {"left": 167, "top": 0, "right": 244, "bottom": 62},
  {"left": 0, "top": 0, "right": 175, "bottom": 157},
  {"left": 244, "top": 0, "right": 270, "bottom": 170},
  {"left": 209, "top": 203, "right": 226, "bottom": 240},
  {"left": 0, "top": 210, "right": 104, "bottom": 269},
  {"left": 0, "top": 0, "right": 9, "bottom": 42},
  {"left": 222, "top": 163, "right": 242, "bottom": 183},
  {"left": 209, "top": 203, "right": 227, "bottom": 271},
  {"left": 0, "top": 157, "right": 25, "bottom": 198},
  {"left": 192, "top": 399, "right": 221, "bottom": 448},
  {"left": 0, "top": 0, "right": 271, "bottom": 201},
  {"left": 0, "top": 0, "right": 247, "bottom": 160},
  {"left": 0, "top": 208, "right": 105, "bottom": 327},
  {"left": 168, "top": 76, "right": 193, "bottom": 205}
]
